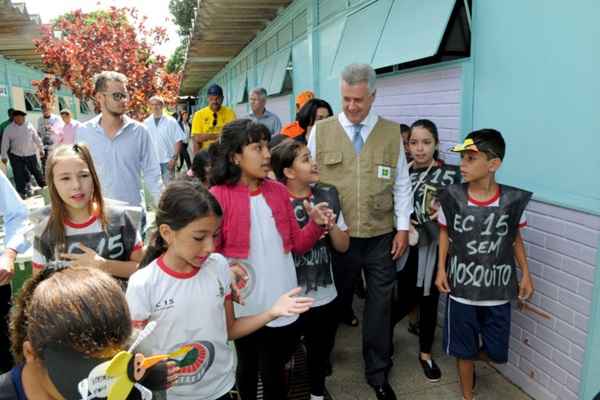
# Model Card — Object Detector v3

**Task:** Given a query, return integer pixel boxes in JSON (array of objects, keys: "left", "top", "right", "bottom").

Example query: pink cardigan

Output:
[{"left": 210, "top": 179, "right": 324, "bottom": 259}]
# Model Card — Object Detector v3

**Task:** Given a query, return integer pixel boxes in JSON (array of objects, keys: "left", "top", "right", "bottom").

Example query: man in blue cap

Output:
[{"left": 191, "top": 84, "right": 236, "bottom": 153}]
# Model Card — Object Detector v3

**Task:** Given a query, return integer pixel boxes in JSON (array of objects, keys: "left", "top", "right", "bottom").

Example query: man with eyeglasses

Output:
[
  {"left": 190, "top": 84, "right": 236, "bottom": 153},
  {"left": 75, "top": 71, "right": 162, "bottom": 218}
]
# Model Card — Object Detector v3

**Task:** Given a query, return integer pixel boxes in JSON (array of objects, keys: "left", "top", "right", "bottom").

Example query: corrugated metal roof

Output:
[
  {"left": 0, "top": 0, "right": 44, "bottom": 68},
  {"left": 179, "top": 0, "right": 292, "bottom": 96}
]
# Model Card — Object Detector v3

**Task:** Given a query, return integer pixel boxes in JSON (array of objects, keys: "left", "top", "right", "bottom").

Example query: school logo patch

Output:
[{"left": 173, "top": 340, "right": 215, "bottom": 385}]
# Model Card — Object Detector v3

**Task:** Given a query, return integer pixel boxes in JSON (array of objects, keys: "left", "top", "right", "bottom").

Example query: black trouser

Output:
[
  {"left": 0, "top": 284, "right": 13, "bottom": 373},
  {"left": 393, "top": 245, "right": 440, "bottom": 354},
  {"left": 178, "top": 142, "right": 191, "bottom": 171},
  {"left": 235, "top": 320, "right": 300, "bottom": 400},
  {"left": 8, "top": 153, "right": 45, "bottom": 196},
  {"left": 333, "top": 232, "right": 396, "bottom": 387},
  {"left": 299, "top": 301, "right": 338, "bottom": 396}
]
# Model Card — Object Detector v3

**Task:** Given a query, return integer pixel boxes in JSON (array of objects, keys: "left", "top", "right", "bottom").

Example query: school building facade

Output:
[
  {"left": 0, "top": 1, "right": 93, "bottom": 129},
  {"left": 180, "top": 1, "right": 600, "bottom": 399},
  {"left": 0, "top": 55, "right": 94, "bottom": 125}
]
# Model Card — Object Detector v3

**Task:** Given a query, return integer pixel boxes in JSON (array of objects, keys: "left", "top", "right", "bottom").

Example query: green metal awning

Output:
[
  {"left": 330, "top": 0, "right": 393, "bottom": 75},
  {"left": 331, "top": 0, "right": 457, "bottom": 74},
  {"left": 372, "top": 0, "right": 456, "bottom": 69},
  {"left": 266, "top": 47, "right": 291, "bottom": 95},
  {"left": 231, "top": 71, "right": 247, "bottom": 104}
]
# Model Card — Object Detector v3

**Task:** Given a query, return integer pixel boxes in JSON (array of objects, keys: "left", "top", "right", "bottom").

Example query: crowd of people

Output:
[{"left": 0, "top": 63, "right": 536, "bottom": 400}]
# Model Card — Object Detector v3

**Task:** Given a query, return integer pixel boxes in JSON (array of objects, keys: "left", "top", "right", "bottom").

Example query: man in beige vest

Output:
[{"left": 308, "top": 64, "right": 412, "bottom": 400}]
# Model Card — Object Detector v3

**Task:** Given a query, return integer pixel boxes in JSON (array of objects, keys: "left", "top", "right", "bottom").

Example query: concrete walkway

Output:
[{"left": 327, "top": 300, "right": 532, "bottom": 400}]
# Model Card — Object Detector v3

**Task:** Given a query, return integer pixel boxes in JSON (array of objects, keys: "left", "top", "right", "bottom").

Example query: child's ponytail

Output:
[{"left": 139, "top": 231, "right": 169, "bottom": 268}]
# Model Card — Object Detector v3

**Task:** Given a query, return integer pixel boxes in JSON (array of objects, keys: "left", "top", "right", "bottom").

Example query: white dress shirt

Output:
[
  {"left": 143, "top": 115, "right": 186, "bottom": 164},
  {"left": 0, "top": 170, "right": 29, "bottom": 253},
  {"left": 307, "top": 110, "right": 413, "bottom": 231}
]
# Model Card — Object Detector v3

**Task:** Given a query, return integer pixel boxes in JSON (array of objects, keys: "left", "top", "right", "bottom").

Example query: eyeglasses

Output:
[
  {"left": 103, "top": 92, "right": 129, "bottom": 101},
  {"left": 212, "top": 112, "right": 218, "bottom": 127}
]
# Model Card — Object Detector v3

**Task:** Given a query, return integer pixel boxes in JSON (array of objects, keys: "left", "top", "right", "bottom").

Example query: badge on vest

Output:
[{"left": 377, "top": 166, "right": 392, "bottom": 180}]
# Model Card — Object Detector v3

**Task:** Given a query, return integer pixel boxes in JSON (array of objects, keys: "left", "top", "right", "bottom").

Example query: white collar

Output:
[{"left": 338, "top": 109, "right": 378, "bottom": 128}]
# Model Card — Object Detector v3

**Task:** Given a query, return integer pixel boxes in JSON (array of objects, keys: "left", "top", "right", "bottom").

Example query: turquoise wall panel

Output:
[
  {"left": 372, "top": 0, "right": 455, "bottom": 69},
  {"left": 330, "top": 0, "right": 393, "bottom": 76},
  {"left": 471, "top": 1, "right": 599, "bottom": 215}
]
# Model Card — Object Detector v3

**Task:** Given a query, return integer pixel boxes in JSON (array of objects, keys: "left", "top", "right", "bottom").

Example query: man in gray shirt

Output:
[
  {"left": 1, "top": 109, "right": 45, "bottom": 198},
  {"left": 75, "top": 71, "right": 162, "bottom": 211},
  {"left": 247, "top": 87, "right": 282, "bottom": 135}
]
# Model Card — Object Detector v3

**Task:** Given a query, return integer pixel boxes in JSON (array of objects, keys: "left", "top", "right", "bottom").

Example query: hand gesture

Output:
[
  {"left": 303, "top": 200, "right": 332, "bottom": 227},
  {"left": 61, "top": 243, "right": 106, "bottom": 270},
  {"left": 0, "top": 253, "right": 16, "bottom": 286},
  {"left": 269, "top": 287, "right": 314, "bottom": 318},
  {"left": 229, "top": 262, "right": 249, "bottom": 305},
  {"left": 518, "top": 273, "right": 534, "bottom": 301},
  {"left": 165, "top": 361, "right": 181, "bottom": 389},
  {"left": 435, "top": 269, "right": 451, "bottom": 293}
]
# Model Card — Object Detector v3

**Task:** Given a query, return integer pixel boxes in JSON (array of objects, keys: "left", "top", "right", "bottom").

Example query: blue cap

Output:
[{"left": 207, "top": 84, "right": 224, "bottom": 97}]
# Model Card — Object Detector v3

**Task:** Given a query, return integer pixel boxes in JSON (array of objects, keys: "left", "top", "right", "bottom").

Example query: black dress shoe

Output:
[
  {"left": 372, "top": 383, "right": 397, "bottom": 400},
  {"left": 419, "top": 357, "right": 442, "bottom": 382}
]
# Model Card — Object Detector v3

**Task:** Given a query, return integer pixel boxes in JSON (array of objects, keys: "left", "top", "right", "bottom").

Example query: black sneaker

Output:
[{"left": 419, "top": 357, "right": 442, "bottom": 382}]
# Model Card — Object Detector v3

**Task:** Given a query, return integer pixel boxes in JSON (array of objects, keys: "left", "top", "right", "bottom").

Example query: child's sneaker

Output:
[
  {"left": 418, "top": 357, "right": 442, "bottom": 382},
  {"left": 407, "top": 321, "right": 420, "bottom": 336}
]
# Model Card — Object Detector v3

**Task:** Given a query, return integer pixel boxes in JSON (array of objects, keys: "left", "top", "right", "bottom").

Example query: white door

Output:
[
  {"left": 372, "top": 66, "right": 462, "bottom": 164},
  {"left": 266, "top": 94, "right": 292, "bottom": 126}
]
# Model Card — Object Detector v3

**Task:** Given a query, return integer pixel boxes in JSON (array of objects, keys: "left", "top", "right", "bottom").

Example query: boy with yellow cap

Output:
[{"left": 434, "top": 129, "right": 534, "bottom": 400}]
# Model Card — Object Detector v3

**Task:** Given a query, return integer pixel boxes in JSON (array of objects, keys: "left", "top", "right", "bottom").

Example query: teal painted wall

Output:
[
  {"left": 469, "top": 0, "right": 599, "bottom": 216},
  {"left": 584, "top": 246, "right": 600, "bottom": 400},
  {"left": 469, "top": 2, "right": 600, "bottom": 398},
  {"left": 0, "top": 55, "right": 81, "bottom": 121}
]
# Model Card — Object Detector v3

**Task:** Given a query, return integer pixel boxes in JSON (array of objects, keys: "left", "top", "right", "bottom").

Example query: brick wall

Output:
[
  {"left": 373, "top": 65, "right": 462, "bottom": 164},
  {"left": 496, "top": 201, "right": 599, "bottom": 400}
]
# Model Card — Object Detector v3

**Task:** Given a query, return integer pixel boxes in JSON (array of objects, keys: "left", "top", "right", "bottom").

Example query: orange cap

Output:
[{"left": 295, "top": 90, "right": 314, "bottom": 111}]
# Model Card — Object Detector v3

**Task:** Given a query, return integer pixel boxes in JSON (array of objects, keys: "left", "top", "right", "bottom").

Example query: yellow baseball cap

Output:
[{"left": 451, "top": 138, "right": 480, "bottom": 153}]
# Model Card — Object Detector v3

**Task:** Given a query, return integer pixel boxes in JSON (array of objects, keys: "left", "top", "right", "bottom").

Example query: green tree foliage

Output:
[
  {"left": 169, "top": 0, "right": 196, "bottom": 36},
  {"left": 166, "top": 39, "right": 188, "bottom": 73}
]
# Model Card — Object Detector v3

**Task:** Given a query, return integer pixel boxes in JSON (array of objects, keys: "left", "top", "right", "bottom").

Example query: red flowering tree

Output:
[{"left": 33, "top": 7, "right": 181, "bottom": 120}]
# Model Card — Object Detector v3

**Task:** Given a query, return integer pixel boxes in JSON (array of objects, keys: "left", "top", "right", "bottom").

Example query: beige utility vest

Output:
[{"left": 315, "top": 116, "right": 401, "bottom": 238}]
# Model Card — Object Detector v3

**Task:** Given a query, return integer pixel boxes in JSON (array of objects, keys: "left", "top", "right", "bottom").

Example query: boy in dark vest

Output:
[{"left": 435, "top": 129, "right": 534, "bottom": 400}]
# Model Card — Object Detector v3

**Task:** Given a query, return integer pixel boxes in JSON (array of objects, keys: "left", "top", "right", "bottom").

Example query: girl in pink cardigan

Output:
[{"left": 209, "top": 119, "right": 332, "bottom": 400}]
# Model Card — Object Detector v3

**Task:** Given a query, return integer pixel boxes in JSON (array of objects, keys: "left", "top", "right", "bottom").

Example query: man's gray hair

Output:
[
  {"left": 341, "top": 63, "right": 376, "bottom": 94},
  {"left": 250, "top": 87, "right": 267, "bottom": 98},
  {"left": 149, "top": 95, "right": 165, "bottom": 105},
  {"left": 93, "top": 71, "right": 128, "bottom": 93}
]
